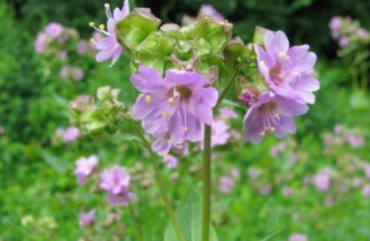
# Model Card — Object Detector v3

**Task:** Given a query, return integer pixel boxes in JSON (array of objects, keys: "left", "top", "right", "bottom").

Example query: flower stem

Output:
[
  {"left": 214, "top": 72, "right": 237, "bottom": 109},
  {"left": 129, "top": 204, "right": 144, "bottom": 241},
  {"left": 201, "top": 125, "right": 212, "bottom": 241},
  {"left": 130, "top": 120, "right": 186, "bottom": 241}
]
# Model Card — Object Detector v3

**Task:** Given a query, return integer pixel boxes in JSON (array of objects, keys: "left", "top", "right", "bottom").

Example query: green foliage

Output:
[{"left": 165, "top": 187, "right": 218, "bottom": 241}]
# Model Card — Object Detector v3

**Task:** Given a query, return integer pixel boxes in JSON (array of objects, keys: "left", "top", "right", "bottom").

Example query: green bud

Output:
[
  {"left": 116, "top": 8, "right": 161, "bottom": 51},
  {"left": 253, "top": 26, "right": 268, "bottom": 45}
]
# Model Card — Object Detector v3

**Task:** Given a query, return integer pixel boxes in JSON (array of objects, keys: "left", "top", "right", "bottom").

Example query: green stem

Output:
[
  {"left": 201, "top": 72, "right": 236, "bottom": 241},
  {"left": 129, "top": 204, "right": 144, "bottom": 241},
  {"left": 201, "top": 125, "right": 212, "bottom": 241},
  {"left": 214, "top": 72, "right": 237, "bottom": 109},
  {"left": 130, "top": 120, "right": 186, "bottom": 241}
]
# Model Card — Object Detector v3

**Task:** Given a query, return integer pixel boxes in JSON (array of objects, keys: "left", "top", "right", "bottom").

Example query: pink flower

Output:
[
  {"left": 289, "top": 233, "right": 308, "bottom": 241},
  {"left": 255, "top": 30, "right": 320, "bottom": 105},
  {"left": 59, "top": 66, "right": 70, "bottom": 78},
  {"left": 329, "top": 17, "right": 341, "bottom": 39},
  {"left": 63, "top": 126, "right": 80, "bottom": 143},
  {"left": 92, "top": 1, "right": 130, "bottom": 66},
  {"left": 35, "top": 33, "right": 47, "bottom": 53},
  {"left": 163, "top": 155, "right": 178, "bottom": 169},
  {"left": 72, "top": 68, "right": 84, "bottom": 81},
  {"left": 199, "top": 4, "right": 224, "bottom": 21},
  {"left": 79, "top": 209, "right": 95, "bottom": 228},
  {"left": 242, "top": 92, "right": 308, "bottom": 144},
  {"left": 282, "top": 186, "right": 291, "bottom": 197},
  {"left": 339, "top": 36, "right": 349, "bottom": 48},
  {"left": 248, "top": 167, "right": 260, "bottom": 179},
  {"left": 45, "top": 22, "right": 63, "bottom": 39},
  {"left": 325, "top": 196, "right": 334, "bottom": 207},
  {"left": 77, "top": 40, "right": 88, "bottom": 55},
  {"left": 362, "top": 185, "right": 370, "bottom": 197},
  {"left": 100, "top": 165, "right": 133, "bottom": 206},
  {"left": 258, "top": 185, "right": 271, "bottom": 195},
  {"left": 219, "top": 176, "right": 235, "bottom": 194},
  {"left": 345, "top": 135, "right": 364, "bottom": 147},
  {"left": 74, "top": 155, "right": 99, "bottom": 185},
  {"left": 131, "top": 66, "right": 218, "bottom": 155},
  {"left": 207, "top": 119, "right": 230, "bottom": 147},
  {"left": 219, "top": 107, "right": 238, "bottom": 120},
  {"left": 312, "top": 169, "right": 330, "bottom": 191}
]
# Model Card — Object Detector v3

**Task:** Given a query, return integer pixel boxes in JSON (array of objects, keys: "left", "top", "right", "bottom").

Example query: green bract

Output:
[
  {"left": 133, "top": 32, "right": 175, "bottom": 75},
  {"left": 116, "top": 8, "right": 161, "bottom": 51},
  {"left": 69, "top": 86, "right": 125, "bottom": 136}
]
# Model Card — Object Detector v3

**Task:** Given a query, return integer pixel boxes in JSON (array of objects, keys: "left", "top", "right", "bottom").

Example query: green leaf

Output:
[
  {"left": 116, "top": 8, "right": 161, "bottom": 51},
  {"left": 164, "top": 186, "right": 218, "bottom": 241},
  {"left": 133, "top": 32, "right": 175, "bottom": 75},
  {"left": 39, "top": 150, "right": 69, "bottom": 174}
]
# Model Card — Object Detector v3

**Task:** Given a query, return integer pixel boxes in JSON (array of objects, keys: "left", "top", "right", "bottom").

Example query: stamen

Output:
[
  {"left": 162, "top": 112, "right": 169, "bottom": 117},
  {"left": 89, "top": 22, "right": 95, "bottom": 27},
  {"left": 278, "top": 52, "right": 287, "bottom": 58},
  {"left": 274, "top": 113, "right": 280, "bottom": 119},
  {"left": 99, "top": 24, "right": 105, "bottom": 30},
  {"left": 90, "top": 38, "right": 96, "bottom": 44},
  {"left": 145, "top": 95, "right": 152, "bottom": 104},
  {"left": 104, "top": 3, "right": 110, "bottom": 8},
  {"left": 183, "top": 127, "right": 189, "bottom": 132},
  {"left": 269, "top": 127, "right": 276, "bottom": 132},
  {"left": 259, "top": 130, "right": 266, "bottom": 136},
  {"left": 278, "top": 72, "right": 286, "bottom": 79},
  {"left": 168, "top": 97, "right": 175, "bottom": 104}
]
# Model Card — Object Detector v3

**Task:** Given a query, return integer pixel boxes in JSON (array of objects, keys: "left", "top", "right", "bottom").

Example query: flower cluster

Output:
[
  {"left": 329, "top": 16, "right": 370, "bottom": 48},
  {"left": 73, "top": 155, "right": 133, "bottom": 207},
  {"left": 35, "top": 22, "right": 97, "bottom": 82},
  {"left": 241, "top": 30, "right": 319, "bottom": 144}
]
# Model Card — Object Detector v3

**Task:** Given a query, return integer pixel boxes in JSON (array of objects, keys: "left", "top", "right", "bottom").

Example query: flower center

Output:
[{"left": 176, "top": 85, "right": 192, "bottom": 100}]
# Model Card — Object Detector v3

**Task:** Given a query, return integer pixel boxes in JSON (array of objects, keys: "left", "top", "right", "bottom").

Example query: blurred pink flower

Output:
[
  {"left": 219, "top": 176, "right": 235, "bottom": 194},
  {"left": 72, "top": 68, "right": 84, "bottom": 81},
  {"left": 289, "top": 233, "right": 308, "bottom": 241},
  {"left": 79, "top": 209, "right": 95, "bottom": 228},
  {"left": 282, "top": 186, "right": 291, "bottom": 197},
  {"left": 77, "top": 40, "right": 88, "bottom": 54},
  {"left": 219, "top": 107, "right": 237, "bottom": 120},
  {"left": 325, "top": 196, "right": 334, "bottom": 207},
  {"left": 339, "top": 36, "right": 349, "bottom": 48},
  {"left": 74, "top": 155, "right": 99, "bottom": 185},
  {"left": 163, "top": 155, "right": 178, "bottom": 169},
  {"left": 362, "top": 185, "right": 370, "bottom": 197},
  {"left": 34, "top": 33, "right": 47, "bottom": 53},
  {"left": 312, "top": 169, "right": 330, "bottom": 191},
  {"left": 45, "top": 22, "right": 63, "bottom": 39},
  {"left": 248, "top": 167, "right": 260, "bottom": 179},
  {"left": 230, "top": 168, "right": 240, "bottom": 179},
  {"left": 258, "top": 185, "right": 271, "bottom": 195},
  {"left": 63, "top": 126, "right": 80, "bottom": 143},
  {"left": 346, "top": 135, "right": 364, "bottom": 147},
  {"left": 59, "top": 66, "right": 70, "bottom": 79}
]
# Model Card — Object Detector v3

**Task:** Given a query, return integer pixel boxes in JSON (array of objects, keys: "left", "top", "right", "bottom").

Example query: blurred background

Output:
[{"left": 1, "top": 0, "right": 370, "bottom": 240}]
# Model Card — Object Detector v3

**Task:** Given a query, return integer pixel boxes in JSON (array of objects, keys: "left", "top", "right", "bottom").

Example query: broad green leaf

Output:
[
  {"left": 164, "top": 186, "right": 218, "bottom": 241},
  {"left": 133, "top": 32, "right": 175, "bottom": 75},
  {"left": 116, "top": 8, "right": 161, "bottom": 51}
]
